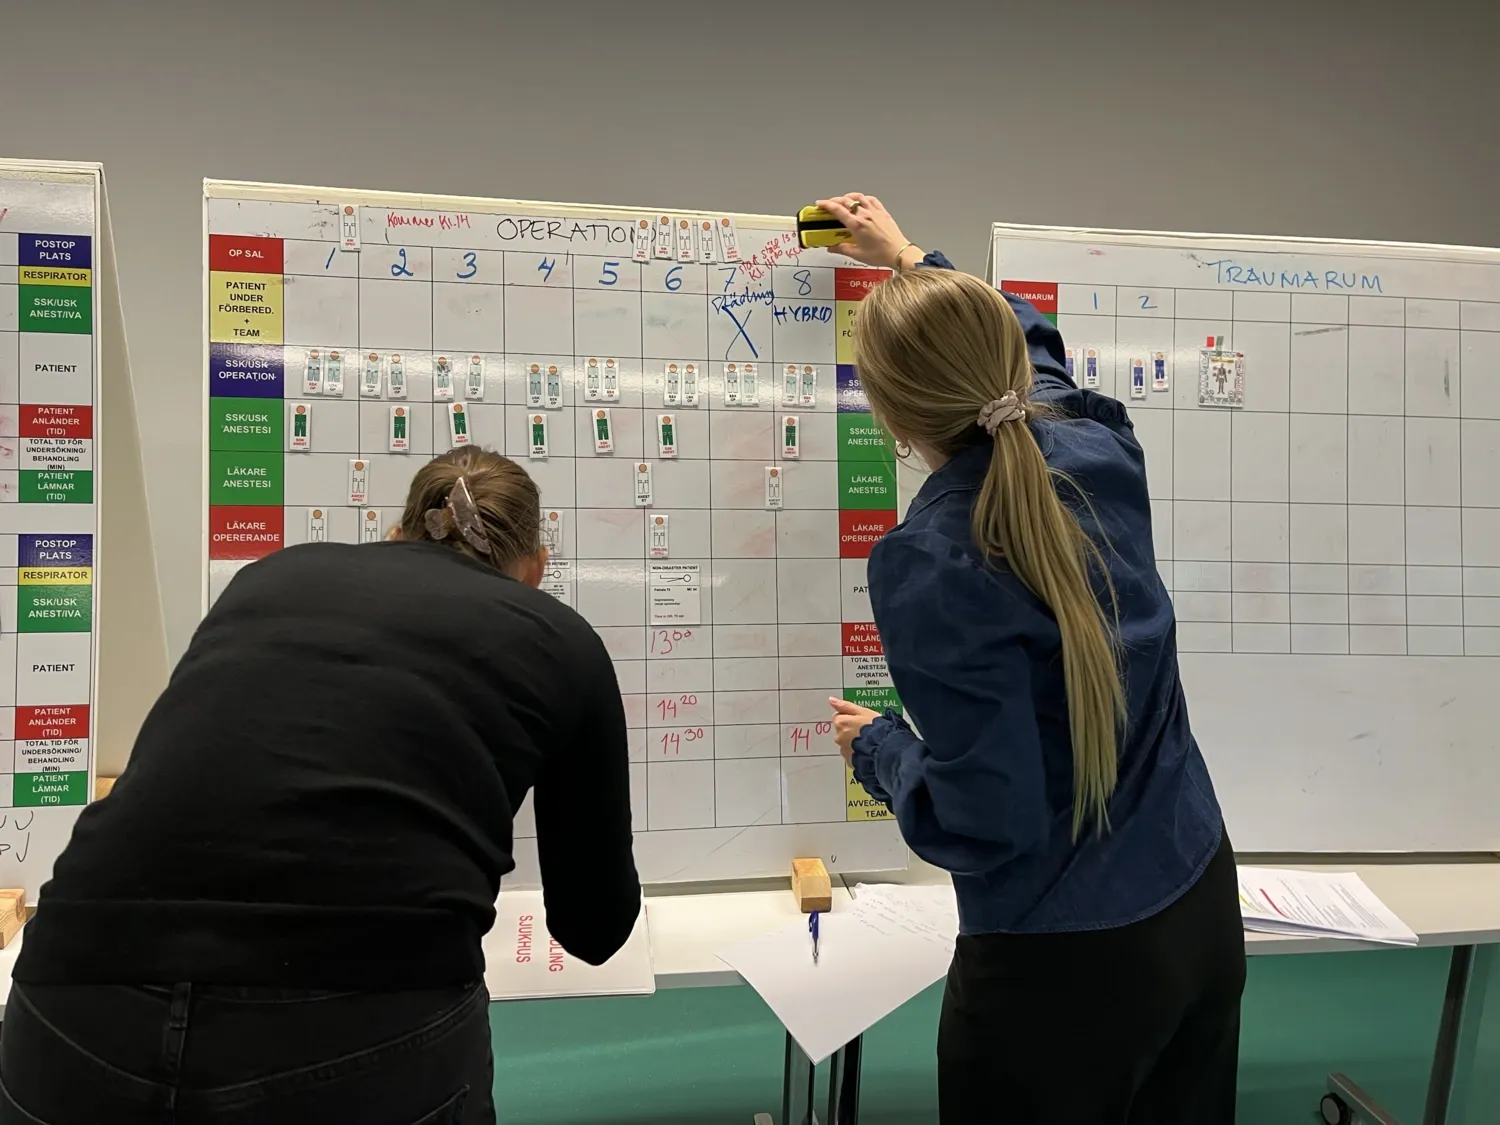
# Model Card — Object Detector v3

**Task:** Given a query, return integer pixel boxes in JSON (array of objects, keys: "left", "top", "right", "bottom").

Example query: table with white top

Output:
[{"left": 0, "top": 861, "right": 1496, "bottom": 1124}]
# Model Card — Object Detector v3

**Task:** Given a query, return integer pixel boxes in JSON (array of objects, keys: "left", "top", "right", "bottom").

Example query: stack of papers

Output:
[
  {"left": 1236, "top": 867, "right": 1418, "bottom": 946},
  {"left": 481, "top": 890, "right": 655, "bottom": 1000},
  {"left": 716, "top": 883, "right": 958, "bottom": 1064}
]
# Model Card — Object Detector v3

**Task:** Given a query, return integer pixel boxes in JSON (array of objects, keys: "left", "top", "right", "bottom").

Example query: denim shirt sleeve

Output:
[
  {"left": 855, "top": 529, "right": 1049, "bottom": 875},
  {"left": 917, "top": 250, "right": 1075, "bottom": 394}
]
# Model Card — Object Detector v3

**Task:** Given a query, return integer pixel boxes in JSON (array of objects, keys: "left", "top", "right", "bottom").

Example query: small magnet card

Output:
[
  {"left": 361, "top": 353, "right": 382, "bottom": 398},
  {"left": 585, "top": 358, "right": 602, "bottom": 401},
  {"left": 649, "top": 514, "right": 670, "bottom": 559},
  {"left": 467, "top": 355, "right": 485, "bottom": 400},
  {"left": 1152, "top": 351, "right": 1169, "bottom": 393},
  {"left": 388, "top": 405, "right": 410, "bottom": 452},
  {"left": 783, "top": 415, "right": 800, "bottom": 460},
  {"left": 741, "top": 362, "right": 759, "bottom": 405},
  {"left": 323, "top": 350, "right": 344, "bottom": 397},
  {"left": 529, "top": 413, "right": 548, "bottom": 460},
  {"left": 1198, "top": 339, "right": 1245, "bottom": 408},
  {"left": 634, "top": 462, "right": 653, "bottom": 507},
  {"left": 632, "top": 218, "right": 653, "bottom": 263},
  {"left": 724, "top": 363, "right": 741, "bottom": 406},
  {"left": 545, "top": 364, "right": 563, "bottom": 409},
  {"left": 527, "top": 363, "right": 545, "bottom": 408},
  {"left": 602, "top": 358, "right": 620, "bottom": 402},
  {"left": 289, "top": 403, "right": 312, "bottom": 451},
  {"left": 307, "top": 508, "right": 327, "bottom": 543},
  {"left": 717, "top": 217, "right": 742, "bottom": 262},
  {"left": 664, "top": 363, "right": 682, "bottom": 406},
  {"left": 676, "top": 218, "right": 695, "bottom": 262},
  {"left": 340, "top": 204, "right": 361, "bottom": 251},
  {"left": 540, "top": 508, "right": 564, "bottom": 556},
  {"left": 800, "top": 365, "right": 817, "bottom": 407},
  {"left": 697, "top": 220, "right": 717, "bottom": 264},
  {"left": 348, "top": 459, "right": 368, "bottom": 506},
  {"left": 593, "top": 409, "right": 614, "bottom": 453},
  {"left": 682, "top": 363, "right": 699, "bottom": 406},
  {"left": 654, "top": 215, "right": 674, "bottom": 259},
  {"left": 658, "top": 414, "right": 678, "bottom": 458},
  {"left": 387, "top": 354, "right": 407, "bottom": 399},
  {"left": 783, "top": 364, "right": 799, "bottom": 405},
  {"left": 447, "top": 401, "right": 471, "bottom": 446},
  {"left": 1130, "top": 358, "right": 1146, "bottom": 400},
  {"left": 765, "top": 466, "right": 783, "bottom": 510},
  {"left": 304, "top": 349, "right": 323, "bottom": 395},
  {"left": 362, "top": 510, "right": 382, "bottom": 542},
  {"left": 433, "top": 356, "right": 455, "bottom": 401},
  {"left": 1065, "top": 347, "right": 1075, "bottom": 382},
  {"left": 1083, "top": 348, "right": 1100, "bottom": 389}
]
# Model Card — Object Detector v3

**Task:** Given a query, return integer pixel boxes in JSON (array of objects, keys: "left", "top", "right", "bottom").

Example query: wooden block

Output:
[
  {"left": 0, "top": 889, "right": 27, "bottom": 925},
  {"left": 95, "top": 776, "right": 118, "bottom": 800},
  {"left": 791, "top": 857, "right": 832, "bottom": 914},
  {"left": 0, "top": 889, "right": 26, "bottom": 948}
]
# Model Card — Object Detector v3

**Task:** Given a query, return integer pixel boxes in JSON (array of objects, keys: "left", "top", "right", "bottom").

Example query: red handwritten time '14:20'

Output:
[{"left": 658, "top": 729, "right": 705, "bottom": 756}]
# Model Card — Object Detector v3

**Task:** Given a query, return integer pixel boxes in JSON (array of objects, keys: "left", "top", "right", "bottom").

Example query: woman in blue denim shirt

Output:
[{"left": 818, "top": 193, "right": 1246, "bottom": 1124}]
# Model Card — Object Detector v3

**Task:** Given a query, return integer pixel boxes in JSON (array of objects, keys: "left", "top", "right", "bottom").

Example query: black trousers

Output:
[
  {"left": 0, "top": 979, "right": 494, "bottom": 1124},
  {"left": 939, "top": 837, "right": 1246, "bottom": 1124}
]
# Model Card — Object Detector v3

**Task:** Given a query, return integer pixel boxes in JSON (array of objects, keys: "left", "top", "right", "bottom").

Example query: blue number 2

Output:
[
  {"left": 1139, "top": 293, "right": 1158, "bottom": 310},
  {"left": 456, "top": 252, "right": 478, "bottom": 280},
  {"left": 390, "top": 248, "right": 414, "bottom": 278}
]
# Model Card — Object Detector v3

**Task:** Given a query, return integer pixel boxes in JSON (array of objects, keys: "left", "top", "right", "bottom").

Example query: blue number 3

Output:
[{"left": 456, "top": 252, "right": 478, "bottom": 280}]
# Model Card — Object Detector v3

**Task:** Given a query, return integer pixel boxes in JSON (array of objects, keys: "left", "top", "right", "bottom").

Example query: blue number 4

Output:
[{"left": 537, "top": 257, "right": 557, "bottom": 282}]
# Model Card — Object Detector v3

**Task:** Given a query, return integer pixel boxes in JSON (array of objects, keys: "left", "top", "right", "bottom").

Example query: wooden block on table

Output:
[
  {"left": 0, "top": 889, "right": 26, "bottom": 947},
  {"left": 791, "top": 857, "right": 832, "bottom": 914},
  {"left": 95, "top": 776, "right": 118, "bottom": 800}
]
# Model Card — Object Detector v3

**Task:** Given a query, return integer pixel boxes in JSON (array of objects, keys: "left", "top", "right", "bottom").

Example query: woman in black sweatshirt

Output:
[{"left": 1, "top": 446, "right": 640, "bottom": 1125}]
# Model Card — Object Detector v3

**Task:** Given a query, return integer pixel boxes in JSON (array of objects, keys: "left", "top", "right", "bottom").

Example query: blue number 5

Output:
[
  {"left": 456, "top": 252, "right": 478, "bottom": 280},
  {"left": 599, "top": 261, "right": 620, "bottom": 286}
]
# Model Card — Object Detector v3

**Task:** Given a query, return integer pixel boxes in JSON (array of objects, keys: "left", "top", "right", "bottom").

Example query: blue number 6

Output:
[{"left": 665, "top": 266, "right": 683, "bottom": 292}]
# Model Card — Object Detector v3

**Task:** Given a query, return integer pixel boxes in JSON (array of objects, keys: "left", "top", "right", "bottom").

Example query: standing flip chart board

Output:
[
  {"left": 0, "top": 160, "right": 167, "bottom": 893},
  {"left": 204, "top": 181, "right": 909, "bottom": 883},
  {"left": 991, "top": 223, "right": 1500, "bottom": 852}
]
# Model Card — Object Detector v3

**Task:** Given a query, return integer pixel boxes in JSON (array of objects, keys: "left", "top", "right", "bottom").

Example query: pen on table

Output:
[{"left": 809, "top": 910, "right": 820, "bottom": 964}]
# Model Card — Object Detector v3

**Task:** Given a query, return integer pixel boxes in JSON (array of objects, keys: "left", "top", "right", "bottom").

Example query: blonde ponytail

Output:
[
  {"left": 852, "top": 267, "right": 1126, "bottom": 838},
  {"left": 980, "top": 422, "right": 1126, "bottom": 837}
]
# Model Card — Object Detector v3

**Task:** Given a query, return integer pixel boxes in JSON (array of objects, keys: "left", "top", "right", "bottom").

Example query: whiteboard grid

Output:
[
  {"left": 205, "top": 187, "right": 908, "bottom": 882},
  {"left": 992, "top": 225, "right": 1500, "bottom": 851}
]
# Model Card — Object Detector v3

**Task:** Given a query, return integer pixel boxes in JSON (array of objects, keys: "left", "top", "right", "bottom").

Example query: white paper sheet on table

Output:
[
  {"left": 482, "top": 890, "right": 655, "bottom": 1000},
  {"left": 716, "top": 884, "right": 959, "bottom": 1064},
  {"left": 1236, "top": 867, "right": 1418, "bottom": 946}
]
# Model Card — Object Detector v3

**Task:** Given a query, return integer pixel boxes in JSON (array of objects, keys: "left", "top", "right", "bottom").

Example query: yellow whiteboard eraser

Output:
[{"left": 796, "top": 206, "right": 851, "bottom": 250}]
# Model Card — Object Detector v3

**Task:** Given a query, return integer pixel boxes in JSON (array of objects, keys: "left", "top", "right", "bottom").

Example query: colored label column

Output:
[
  {"left": 19, "top": 236, "right": 94, "bottom": 505},
  {"left": 835, "top": 268, "right": 896, "bottom": 822},
  {"left": 14, "top": 534, "right": 94, "bottom": 806},
  {"left": 208, "top": 236, "right": 285, "bottom": 560}
]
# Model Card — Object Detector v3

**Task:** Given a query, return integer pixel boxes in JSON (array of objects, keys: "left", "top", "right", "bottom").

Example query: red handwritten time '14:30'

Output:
[{"left": 658, "top": 729, "right": 705, "bottom": 756}]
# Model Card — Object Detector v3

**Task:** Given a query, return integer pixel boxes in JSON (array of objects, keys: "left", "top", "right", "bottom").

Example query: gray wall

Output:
[{"left": 3, "top": 0, "right": 1496, "bottom": 659}]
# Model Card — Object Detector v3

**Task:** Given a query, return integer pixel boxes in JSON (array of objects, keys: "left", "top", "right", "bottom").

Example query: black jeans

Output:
[
  {"left": 0, "top": 979, "right": 494, "bottom": 1124},
  {"left": 938, "top": 836, "right": 1246, "bottom": 1124}
]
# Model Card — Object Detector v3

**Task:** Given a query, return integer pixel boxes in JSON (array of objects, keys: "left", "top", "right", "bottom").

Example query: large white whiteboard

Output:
[
  {"left": 203, "top": 181, "right": 914, "bottom": 884},
  {"left": 991, "top": 223, "right": 1500, "bottom": 852}
]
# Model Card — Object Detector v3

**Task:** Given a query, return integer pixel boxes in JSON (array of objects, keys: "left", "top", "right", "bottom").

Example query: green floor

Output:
[{"left": 490, "top": 946, "right": 1500, "bottom": 1123}]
